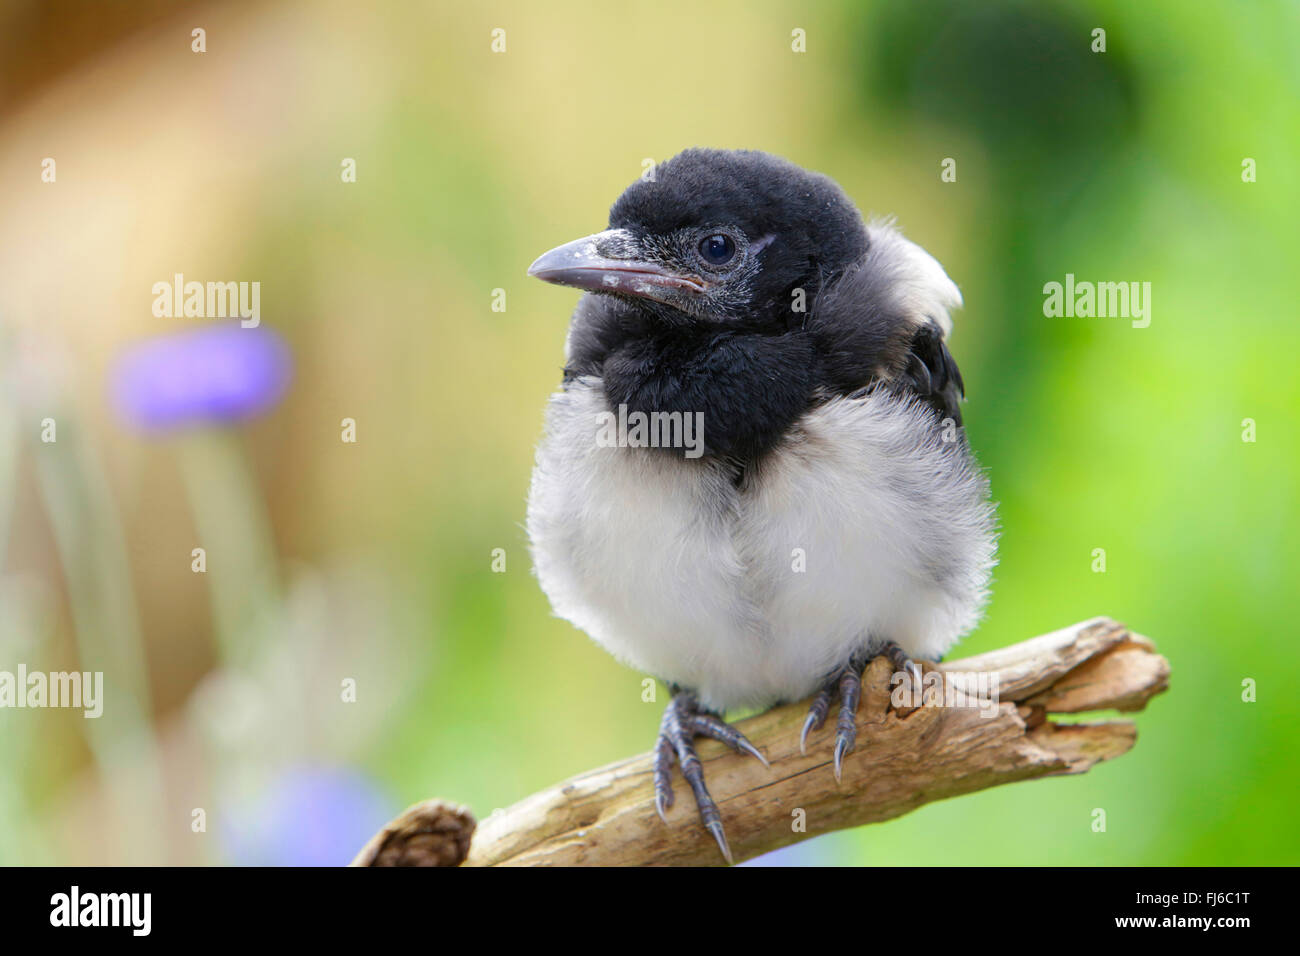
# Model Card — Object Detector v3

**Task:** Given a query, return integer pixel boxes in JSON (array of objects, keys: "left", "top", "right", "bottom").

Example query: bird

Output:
[{"left": 525, "top": 148, "right": 997, "bottom": 863}]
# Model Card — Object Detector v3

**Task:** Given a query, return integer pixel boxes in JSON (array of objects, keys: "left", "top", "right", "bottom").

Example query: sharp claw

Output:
[
  {"left": 706, "top": 820, "right": 733, "bottom": 864},
  {"left": 800, "top": 711, "right": 817, "bottom": 755},
  {"left": 655, "top": 792, "right": 670, "bottom": 825},
  {"left": 738, "top": 738, "right": 770, "bottom": 768},
  {"left": 688, "top": 712, "right": 769, "bottom": 768},
  {"left": 833, "top": 734, "right": 850, "bottom": 782}
]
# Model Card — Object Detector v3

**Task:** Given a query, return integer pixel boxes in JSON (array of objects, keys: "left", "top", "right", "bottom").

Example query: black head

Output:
[{"left": 528, "top": 149, "right": 868, "bottom": 327}]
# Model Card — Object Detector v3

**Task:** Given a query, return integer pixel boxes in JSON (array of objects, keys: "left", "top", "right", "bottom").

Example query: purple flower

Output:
[
  {"left": 221, "top": 765, "right": 395, "bottom": 867},
  {"left": 111, "top": 323, "right": 292, "bottom": 430}
]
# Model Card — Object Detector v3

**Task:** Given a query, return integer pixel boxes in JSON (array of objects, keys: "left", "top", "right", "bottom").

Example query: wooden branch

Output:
[{"left": 351, "top": 617, "right": 1168, "bottom": 867}]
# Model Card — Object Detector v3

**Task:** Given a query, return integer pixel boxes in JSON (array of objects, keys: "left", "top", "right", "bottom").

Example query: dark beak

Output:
[{"left": 527, "top": 229, "right": 705, "bottom": 303}]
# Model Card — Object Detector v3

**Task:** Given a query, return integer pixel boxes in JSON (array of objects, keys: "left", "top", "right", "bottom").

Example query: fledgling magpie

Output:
[{"left": 525, "top": 148, "right": 997, "bottom": 863}]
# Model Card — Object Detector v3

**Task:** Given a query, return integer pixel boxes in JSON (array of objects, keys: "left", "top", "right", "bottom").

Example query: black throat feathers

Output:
[{"left": 560, "top": 277, "right": 965, "bottom": 467}]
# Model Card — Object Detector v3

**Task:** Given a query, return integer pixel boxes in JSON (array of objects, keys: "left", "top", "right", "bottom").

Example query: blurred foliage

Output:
[{"left": 0, "top": 0, "right": 1296, "bottom": 865}]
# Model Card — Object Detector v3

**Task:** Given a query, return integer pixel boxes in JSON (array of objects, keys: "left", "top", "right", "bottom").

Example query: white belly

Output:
[{"left": 526, "top": 378, "right": 997, "bottom": 712}]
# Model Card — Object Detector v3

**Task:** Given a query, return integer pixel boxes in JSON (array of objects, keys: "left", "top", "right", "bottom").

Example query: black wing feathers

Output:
[
  {"left": 806, "top": 255, "right": 966, "bottom": 427},
  {"left": 902, "top": 321, "right": 965, "bottom": 426}
]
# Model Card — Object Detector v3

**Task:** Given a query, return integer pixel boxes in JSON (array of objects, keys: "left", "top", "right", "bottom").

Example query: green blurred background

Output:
[{"left": 0, "top": 0, "right": 1296, "bottom": 865}]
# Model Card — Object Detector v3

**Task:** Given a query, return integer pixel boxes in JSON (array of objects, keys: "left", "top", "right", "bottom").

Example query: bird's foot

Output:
[
  {"left": 653, "top": 692, "right": 769, "bottom": 864},
  {"left": 800, "top": 642, "right": 924, "bottom": 781},
  {"left": 882, "top": 642, "right": 925, "bottom": 699}
]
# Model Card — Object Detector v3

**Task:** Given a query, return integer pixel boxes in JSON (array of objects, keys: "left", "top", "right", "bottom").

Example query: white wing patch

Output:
[{"left": 865, "top": 220, "right": 963, "bottom": 339}]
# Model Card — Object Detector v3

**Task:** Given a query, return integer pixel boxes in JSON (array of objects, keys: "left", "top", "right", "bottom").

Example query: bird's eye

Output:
[{"left": 698, "top": 234, "right": 736, "bottom": 266}]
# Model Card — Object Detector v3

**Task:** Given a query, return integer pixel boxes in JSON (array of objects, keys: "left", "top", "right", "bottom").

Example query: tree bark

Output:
[{"left": 352, "top": 616, "right": 1168, "bottom": 867}]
